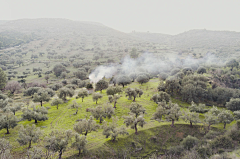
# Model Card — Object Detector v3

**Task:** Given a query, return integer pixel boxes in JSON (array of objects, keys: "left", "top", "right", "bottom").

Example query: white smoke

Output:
[
  {"left": 89, "top": 52, "right": 223, "bottom": 83},
  {"left": 89, "top": 65, "right": 117, "bottom": 83}
]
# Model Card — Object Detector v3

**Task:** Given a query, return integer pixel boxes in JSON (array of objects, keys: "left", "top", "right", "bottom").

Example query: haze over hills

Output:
[
  {"left": 0, "top": 18, "right": 137, "bottom": 40},
  {"left": 2, "top": 18, "right": 240, "bottom": 158},
  {"left": 1, "top": 18, "right": 240, "bottom": 46}
]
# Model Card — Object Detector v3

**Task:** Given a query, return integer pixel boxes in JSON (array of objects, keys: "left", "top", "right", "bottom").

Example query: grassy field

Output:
[{"left": 0, "top": 78, "right": 230, "bottom": 158}]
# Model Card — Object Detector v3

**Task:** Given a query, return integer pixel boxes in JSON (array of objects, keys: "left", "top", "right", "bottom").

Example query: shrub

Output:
[
  {"left": 210, "top": 135, "right": 233, "bottom": 149},
  {"left": 181, "top": 135, "right": 199, "bottom": 150}
]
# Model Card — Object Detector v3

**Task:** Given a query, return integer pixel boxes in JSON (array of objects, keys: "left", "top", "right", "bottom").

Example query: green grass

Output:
[{"left": 0, "top": 78, "right": 229, "bottom": 158}]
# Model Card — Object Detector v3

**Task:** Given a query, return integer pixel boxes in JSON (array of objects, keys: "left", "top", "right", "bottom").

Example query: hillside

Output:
[
  {"left": 172, "top": 29, "right": 240, "bottom": 49},
  {"left": 0, "top": 18, "right": 138, "bottom": 40},
  {"left": 1, "top": 18, "right": 240, "bottom": 159},
  {"left": 129, "top": 32, "right": 171, "bottom": 44}
]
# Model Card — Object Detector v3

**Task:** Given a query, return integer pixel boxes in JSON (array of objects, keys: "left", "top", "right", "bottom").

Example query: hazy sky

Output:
[{"left": 1, "top": 0, "right": 240, "bottom": 35}]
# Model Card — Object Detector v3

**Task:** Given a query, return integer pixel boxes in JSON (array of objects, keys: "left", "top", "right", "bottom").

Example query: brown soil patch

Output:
[{"left": 176, "top": 132, "right": 184, "bottom": 138}]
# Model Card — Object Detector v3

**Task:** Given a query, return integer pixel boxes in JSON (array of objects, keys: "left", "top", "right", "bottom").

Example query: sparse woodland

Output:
[{"left": 1, "top": 19, "right": 240, "bottom": 159}]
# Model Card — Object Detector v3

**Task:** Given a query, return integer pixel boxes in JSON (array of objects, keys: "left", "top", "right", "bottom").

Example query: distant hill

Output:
[
  {"left": 130, "top": 29, "right": 240, "bottom": 49},
  {"left": 1, "top": 19, "right": 240, "bottom": 50},
  {"left": 0, "top": 18, "right": 137, "bottom": 40},
  {"left": 129, "top": 32, "right": 171, "bottom": 44},
  {"left": 172, "top": 29, "right": 240, "bottom": 49}
]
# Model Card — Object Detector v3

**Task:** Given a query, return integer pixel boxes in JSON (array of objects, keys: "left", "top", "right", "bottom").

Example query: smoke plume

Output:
[{"left": 89, "top": 52, "right": 223, "bottom": 83}]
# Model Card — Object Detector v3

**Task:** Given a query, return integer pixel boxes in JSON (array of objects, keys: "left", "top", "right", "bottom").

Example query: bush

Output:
[
  {"left": 158, "top": 72, "right": 168, "bottom": 81},
  {"left": 204, "top": 130, "right": 223, "bottom": 139},
  {"left": 86, "top": 83, "right": 93, "bottom": 89},
  {"left": 48, "top": 83, "right": 63, "bottom": 91},
  {"left": 167, "top": 145, "right": 184, "bottom": 156},
  {"left": 197, "top": 66, "right": 207, "bottom": 74},
  {"left": 210, "top": 135, "right": 233, "bottom": 149},
  {"left": 181, "top": 135, "right": 199, "bottom": 150},
  {"left": 151, "top": 91, "right": 170, "bottom": 103},
  {"left": 226, "top": 98, "right": 240, "bottom": 111},
  {"left": 226, "top": 125, "right": 240, "bottom": 142},
  {"left": 197, "top": 145, "right": 212, "bottom": 158}
]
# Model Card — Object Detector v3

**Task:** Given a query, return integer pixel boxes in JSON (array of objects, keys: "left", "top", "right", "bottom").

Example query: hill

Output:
[
  {"left": 0, "top": 18, "right": 138, "bottom": 40},
  {"left": 129, "top": 29, "right": 240, "bottom": 50},
  {"left": 129, "top": 32, "right": 171, "bottom": 44}
]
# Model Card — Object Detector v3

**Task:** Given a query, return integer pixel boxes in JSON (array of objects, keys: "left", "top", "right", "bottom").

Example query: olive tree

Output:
[
  {"left": 21, "top": 106, "right": 48, "bottom": 123},
  {"left": 23, "top": 87, "right": 41, "bottom": 97},
  {"left": 181, "top": 111, "right": 200, "bottom": 127},
  {"left": 0, "top": 68, "right": 7, "bottom": 90},
  {"left": 125, "top": 87, "right": 143, "bottom": 102},
  {"left": 124, "top": 103, "right": 146, "bottom": 134},
  {"left": 44, "top": 130, "right": 72, "bottom": 159},
  {"left": 33, "top": 89, "right": 51, "bottom": 106},
  {"left": 108, "top": 94, "right": 121, "bottom": 108},
  {"left": 92, "top": 92, "right": 103, "bottom": 104},
  {"left": 116, "top": 75, "right": 131, "bottom": 88},
  {"left": 89, "top": 105, "right": 115, "bottom": 123},
  {"left": 95, "top": 79, "right": 108, "bottom": 92},
  {"left": 218, "top": 110, "right": 234, "bottom": 129},
  {"left": 0, "top": 109, "right": 18, "bottom": 134},
  {"left": 204, "top": 113, "right": 218, "bottom": 130},
  {"left": 58, "top": 87, "right": 74, "bottom": 101},
  {"left": 68, "top": 100, "right": 81, "bottom": 114},
  {"left": 17, "top": 124, "right": 42, "bottom": 149},
  {"left": 102, "top": 117, "right": 128, "bottom": 141},
  {"left": 124, "top": 113, "right": 146, "bottom": 134},
  {"left": 106, "top": 86, "right": 122, "bottom": 96},
  {"left": 53, "top": 64, "right": 66, "bottom": 77},
  {"left": 51, "top": 98, "right": 63, "bottom": 109},
  {"left": 0, "top": 138, "right": 11, "bottom": 159},
  {"left": 71, "top": 134, "right": 87, "bottom": 156},
  {"left": 3, "top": 102, "right": 23, "bottom": 115},
  {"left": 77, "top": 89, "right": 88, "bottom": 102},
  {"left": 152, "top": 101, "right": 181, "bottom": 127},
  {"left": 74, "top": 116, "right": 99, "bottom": 136},
  {"left": 136, "top": 74, "right": 149, "bottom": 85}
]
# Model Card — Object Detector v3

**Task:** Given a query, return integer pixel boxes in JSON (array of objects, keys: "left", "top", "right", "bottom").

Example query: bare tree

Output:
[{"left": 5, "top": 81, "right": 21, "bottom": 95}]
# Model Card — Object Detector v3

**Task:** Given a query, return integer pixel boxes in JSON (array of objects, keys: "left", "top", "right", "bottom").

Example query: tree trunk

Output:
[
  {"left": 208, "top": 124, "right": 211, "bottom": 130},
  {"left": 171, "top": 119, "right": 175, "bottom": 127},
  {"left": 135, "top": 124, "right": 138, "bottom": 134},
  {"left": 57, "top": 104, "right": 58, "bottom": 109},
  {"left": 190, "top": 121, "right": 193, "bottom": 128},
  {"left": 82, "top": 98, "right": 83, "bottom": 102},
  {"left": 85, "top": 131, "right": 88, "bottom": 136},
  {"left": 58, "top": 150, "right": 63, "bottom": 159},
  {"left": 78, "top": 149, "right": 81, "bottom": 156},
  {"left": 35, "top": 119, "right": 38, "bottom": 123},
  {"left": 100, "top": 118, "right": 102, "bottom": 123},
  {"left": 6, "top": 127, "right": 10, "bottom": 134},
  {"left": 133, "top": 96, "right": 136, "bottom": 102},
  {"left": 224, "top": 123, "right": 226, "bottom": 129},
  {"left": 40, "top": 101, "right": 43, "bottom": 107},
  {"left": 101, "top": 89, "right": 102, "bottom": 93},
  {"left": 114, "top": 101, "right": 117, "bottom": 108},
  {"left": 122, "top": 84, "right": 124, "bottom": 88},
  {"left": 96, "top": 100, "right": 97, "bottom": 104},
  {"left": 28, "top": 140, "right": 32, "bottom": 149}
]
